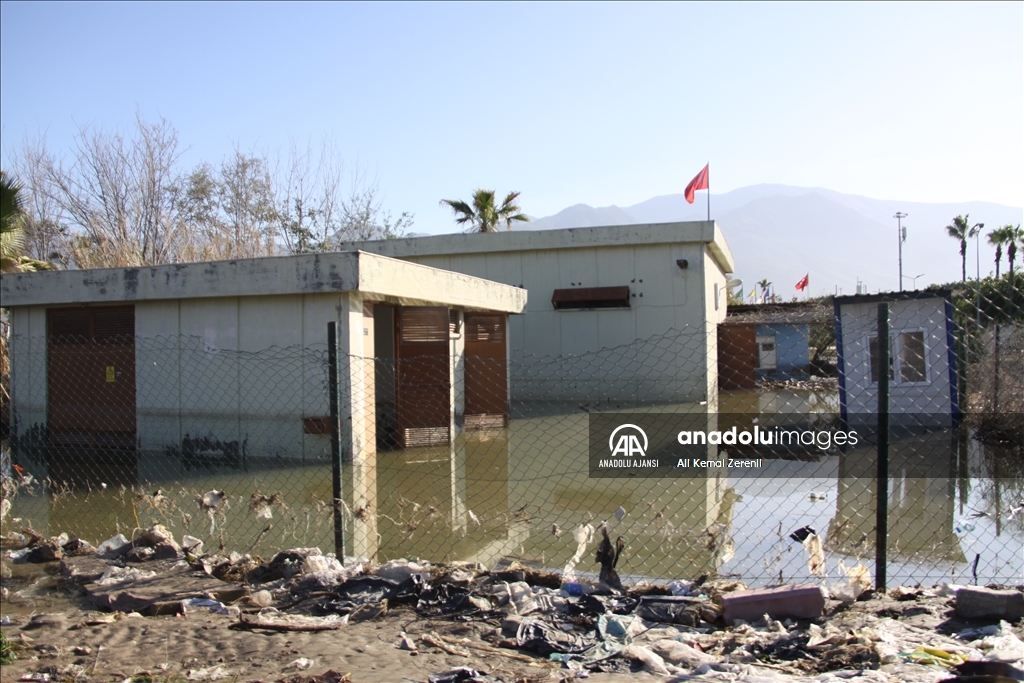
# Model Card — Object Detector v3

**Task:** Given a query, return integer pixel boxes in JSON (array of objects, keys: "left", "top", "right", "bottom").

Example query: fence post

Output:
[
  {"left": 328, "top": 321, "right": 345, "bottom": 563},
  {"left": 876, "top": 303, "right": 889, "bottom": 592}
]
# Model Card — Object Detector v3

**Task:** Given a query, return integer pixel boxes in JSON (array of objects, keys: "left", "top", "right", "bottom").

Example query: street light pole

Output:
[
  {"left": 903, "top": 273, "right": 925, "bottom": 290},
  {"left": 894, "top": 212, "right": 908, "bottom": 291}
]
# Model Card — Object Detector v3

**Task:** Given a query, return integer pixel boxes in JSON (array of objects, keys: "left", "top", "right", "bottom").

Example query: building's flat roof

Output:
[
  {"left": 338, "top": 221, "right": 736, "bottom": 274},
  {"left": 724, "top": 301, "right": 833, "bottom": 325},
  {"left": 834, "top": 289, "right": 952, "bottom": 306},
  {"left": 0, "top": 251, "right": 528, "bottom": 313}
]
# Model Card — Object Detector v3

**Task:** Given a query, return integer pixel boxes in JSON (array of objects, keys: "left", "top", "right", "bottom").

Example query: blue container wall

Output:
[{"left": 756, "top": 323, "right": 809, "bottom": 380}]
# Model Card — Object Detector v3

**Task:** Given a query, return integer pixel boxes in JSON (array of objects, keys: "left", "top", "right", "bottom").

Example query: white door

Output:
[{"left": 757, "top": 334, "right": 777, "bottom": 369}]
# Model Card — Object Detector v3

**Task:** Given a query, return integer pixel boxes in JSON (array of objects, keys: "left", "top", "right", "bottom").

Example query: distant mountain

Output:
[
  {"left": 526, "top": 203, "right": 637, "bottom": 230},
  {"left": 519, "top": 185, "right": 1023, "bottom": 298}
]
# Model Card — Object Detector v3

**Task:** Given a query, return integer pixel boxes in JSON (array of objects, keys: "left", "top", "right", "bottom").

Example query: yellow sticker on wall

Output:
[{"left": 106, "top": 366, "right": 116, "bottom": 382}]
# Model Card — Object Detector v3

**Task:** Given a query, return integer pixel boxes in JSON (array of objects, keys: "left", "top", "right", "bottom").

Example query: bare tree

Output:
[
  {"left": 13, "top": 115, "right": 186, "bottom": 268},
  {"left": 9, "top": 116, "right": 412, "bottom": 267},
  {"left": 9, "top": 137, "right": 68, "bottom": 266},
  {"left": 276, "top": 142, "right": 412, "bottom": 252},
  {"left": 337, "top": 166, "right": 413, "bottom": 243},
  {"left": 277, "top": 140, "right": 343, "bottom": 254},
  {"left": 217, "top": 149, "right": 278, "bottom": 259}
]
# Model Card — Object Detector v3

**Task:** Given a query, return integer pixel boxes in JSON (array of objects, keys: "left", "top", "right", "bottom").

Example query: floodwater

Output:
[{"left": 5, "top": 388, "right": 1022, "bottom": 588}]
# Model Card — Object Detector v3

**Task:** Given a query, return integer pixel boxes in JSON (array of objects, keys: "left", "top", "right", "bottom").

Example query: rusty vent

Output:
[
  {"left": 465, "top": 414, "right": 507, "bottom": 431},
  {"left": 399, "top": 307, "right": 449, "bottom": 343},
  {"left": 466, "top": 314, "right": 506, "bottom": 343},
  {"left": 551, "top": 286, "right": 630, "bottom": 310},
  {"left": 49, "top": 306, "right": 135, "bottom": 344},
  {"left": 94, "top": 307, "right": 135, "bottom": 343},
  {"left": 48, "top": 309, "right": 91, "bottom": 344},
  {"left": 402, "top": 426, "right": 450, "bottom": 448}
]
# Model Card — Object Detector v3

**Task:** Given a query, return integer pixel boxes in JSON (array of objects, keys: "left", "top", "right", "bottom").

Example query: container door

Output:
[
  {"left": 47, "top": 306, "right": 136, "bottom": 448},
  {"left": 464, "top": 312, "right": 508, "bottom": 430},
  {"left": 718, "top": 323, "right": 757, "bottom": 390},
  {"left": 395, "top": 306, "right": 451, "bottom": 447},
  {"left": 757, "top": 334, "right": 778, "bottom": 370}
]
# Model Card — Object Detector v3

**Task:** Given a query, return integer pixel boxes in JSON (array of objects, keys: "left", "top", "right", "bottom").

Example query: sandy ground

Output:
[{"left": 2, "top": 559, "right": 1021, "bottom": 683}]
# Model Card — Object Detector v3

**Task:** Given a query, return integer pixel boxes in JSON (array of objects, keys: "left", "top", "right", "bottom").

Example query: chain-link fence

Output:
[{"left": 2, "top": 280, "right": 1022, "bottom": 590}]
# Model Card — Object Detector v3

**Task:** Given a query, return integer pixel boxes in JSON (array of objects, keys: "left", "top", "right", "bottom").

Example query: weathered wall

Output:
[
  {"left": 0, "top": 251, "right": 527, "bottom": 314},
  {"left": 340, "top": 222, "right": 735, "bottom": 404},
  {"left": 4, "top": 252, "right": 526, "bottom": 474}
]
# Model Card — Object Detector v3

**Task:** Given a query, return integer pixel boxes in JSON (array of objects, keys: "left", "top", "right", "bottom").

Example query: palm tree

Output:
[
  {"left": 1006, "top": 224, "right": 1023, "bottom": 279},
  {"left": 945, "top": 214, "right": 984, "bottom": 282},
  {"left": 987, "top": 225, "right": 1011, "bottom": 279},
  {"left": 1, "top": 171, "right": 55, "bottom": 273},
  {"left": 440, "top": 189, "right": 529, "bottom": 232},
  {"left": 757, "top": 278, "right": 772, "bottom": 303}
]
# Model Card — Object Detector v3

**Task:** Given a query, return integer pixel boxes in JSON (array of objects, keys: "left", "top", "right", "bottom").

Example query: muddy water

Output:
[
  {"left": 5, "top": 389, "right": 1022, "bottom": 587},
  {"left": 0, "top": 559, "right": 88, "bottom": 617}
]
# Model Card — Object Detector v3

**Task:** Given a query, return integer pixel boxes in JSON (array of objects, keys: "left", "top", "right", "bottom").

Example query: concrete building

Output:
[
  {"left": 340, "top": 221, "right": 735, "bottom": 406},
  {"left": 2, "top": 251, "right": 528, "bottom": 559},
  {"left": 1, "top": 251, "right": 527, "bottom": 466}
]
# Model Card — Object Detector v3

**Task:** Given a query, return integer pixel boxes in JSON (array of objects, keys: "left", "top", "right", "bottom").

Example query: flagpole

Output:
[{"left": 706, "top": 161, "right": 710, "bottom": 222}]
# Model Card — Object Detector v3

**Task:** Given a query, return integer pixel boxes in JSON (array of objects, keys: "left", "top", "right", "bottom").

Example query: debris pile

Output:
[{"left": 2, "top": 525, "right": 1022, "bottom": 682}]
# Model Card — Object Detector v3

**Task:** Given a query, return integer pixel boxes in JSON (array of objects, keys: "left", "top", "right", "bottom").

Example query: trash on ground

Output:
[
  {"left": 285, "top": 657, "right": 315, "bottom": 670},
  {"left": 95, "top": 565, "right": 157, "bottom": 586},
  {"left": 956, "top": 586, "right": 1024, "bottom": 621},
  {"left": 721, "top": 584, "right": 826, "bottom": 623},
  {"left": 594, "top": 527, "right": 625, "bottom": 593}
]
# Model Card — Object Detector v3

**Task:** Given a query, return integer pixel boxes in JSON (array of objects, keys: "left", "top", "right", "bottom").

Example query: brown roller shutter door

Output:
[
  {"left": 464, "top": 312, "right": 508, "bottom": 430},
  {"left": 47, "top": 306, "right": 136, "bottom": 446},
  {"left": 395, "top": 306, "right": 451, "bottom": 447}
]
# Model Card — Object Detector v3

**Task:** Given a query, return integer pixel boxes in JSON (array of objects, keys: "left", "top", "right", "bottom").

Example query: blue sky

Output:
[{"left": 2, "top": 2, "right": 1021, "bottom": 233}]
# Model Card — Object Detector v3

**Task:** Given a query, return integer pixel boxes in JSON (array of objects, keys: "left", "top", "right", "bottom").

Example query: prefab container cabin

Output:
[
  {"left": 339, "top": 221, "right": 735, "bottom": 407},
  {"left": 1, "top": 251, "right": 527, "bottom": 477},
  {"left": 833, "top": 290, "right": 958, "bottom": 427}
]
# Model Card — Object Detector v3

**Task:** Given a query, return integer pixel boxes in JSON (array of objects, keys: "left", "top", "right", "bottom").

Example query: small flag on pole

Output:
[
  {"left": 795, "top": 274, "right": 809, "bottom": 291},
  {"left": 684, "top": 164, "right": 709, "bottom": 204}
]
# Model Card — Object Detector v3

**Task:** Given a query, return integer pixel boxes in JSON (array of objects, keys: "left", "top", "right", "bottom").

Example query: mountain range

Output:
[{"left": 521, "top": 185, "right": 1023, "bottom": 299}]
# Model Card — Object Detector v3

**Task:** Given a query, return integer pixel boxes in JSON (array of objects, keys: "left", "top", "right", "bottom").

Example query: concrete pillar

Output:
[
  {"left": 450, "top": 308, "right": 467, "bottom": 534},
  {"left": 338, "top": 293, "right": 378, "bottom": 560}
]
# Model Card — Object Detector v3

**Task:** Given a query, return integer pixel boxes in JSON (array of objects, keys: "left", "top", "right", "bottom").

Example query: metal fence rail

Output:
[{"left": 2, "top": 284, "right": 1022, "bottom": 590}]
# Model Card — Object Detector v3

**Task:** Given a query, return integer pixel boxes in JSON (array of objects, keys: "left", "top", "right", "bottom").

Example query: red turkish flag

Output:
[
  {"left": 795, "top": 274, "right": 809, "bottom": 291},
  {"left": 684, "top": 164, "right": 709, "bottom": 204}
]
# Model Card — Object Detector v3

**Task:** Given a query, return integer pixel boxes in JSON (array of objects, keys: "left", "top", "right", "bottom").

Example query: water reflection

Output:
[{"left": 7, "top": 388, "right": 1021, "bottom": 586}]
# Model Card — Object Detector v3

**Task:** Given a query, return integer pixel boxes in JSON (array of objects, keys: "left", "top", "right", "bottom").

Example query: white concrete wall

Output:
[
  {"left": 335, "top": 222, "right": 735, "bottom": 405},
  {"left": 399, "top": 241, "right": 722, "bottom": 403},
  {"left": 140, "top": 293, "right": 344, "bottom": 465},
  {"left": 8, "top": 307, "right": 48, "bottom": 446},
  {"left": 1, "top": 251, "right": 527, "bottom": 314},
  {"left": 4, "top": 252, "right": 525, "bottom": 472},
  {"left": 838, "top": 297, "right": 954, "bottom": 418}
]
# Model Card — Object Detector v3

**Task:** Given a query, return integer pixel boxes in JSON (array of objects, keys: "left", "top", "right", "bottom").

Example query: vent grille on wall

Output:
[
  {"left": 551, "top": 286, "right": 630, "bottom": 310},
  {"left": 402, "top": 426, "right": 451, "bottom": 448},
  {"left": 465, "top": 414, "right": 507, "bottom": 431},
  {"left": 399, "top": 307, "right": 449, "bottom": 343},
  {"left": 48, "top": 309, "right": 91, "bottom": 343},
  {"left": 466, "top": 314, "right": 507, "bottom": 343},
  {"left": 94, "top": 307, "right": 135, "bottom": 343},
  {"left": 48, "top": 306, "right": 135, "bottom": 344}
]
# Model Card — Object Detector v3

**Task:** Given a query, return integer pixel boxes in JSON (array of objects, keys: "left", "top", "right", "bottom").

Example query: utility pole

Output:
[{"left": 894, "top": 212, "right": 908, "bottom": 291}]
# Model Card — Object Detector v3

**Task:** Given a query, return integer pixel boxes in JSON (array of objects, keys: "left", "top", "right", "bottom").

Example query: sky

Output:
[{"left": 1, "top": 2, "right": 1022, "bottom": 235}]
